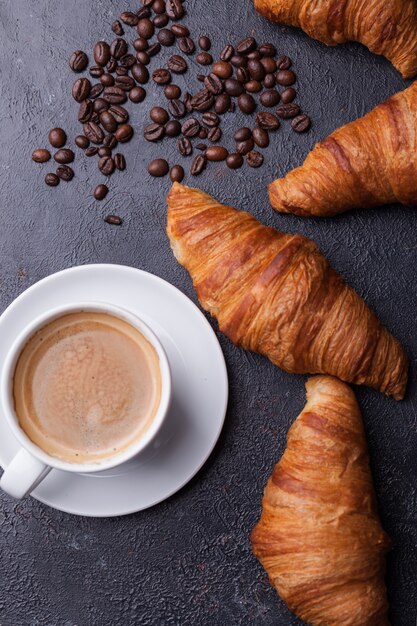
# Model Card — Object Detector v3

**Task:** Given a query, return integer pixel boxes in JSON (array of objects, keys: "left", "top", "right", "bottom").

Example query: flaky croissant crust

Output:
[
  {"left": 251, "top": 376, "right": 391, "bottom": 626},
  {"left": 254, "top": 0, "right": 417, "bottom": 78},
  {"left": 269, "top": 81, "right": 417, "bottom": 216},
  {"left": 167, "top": 183, "right": 408, "bottom": 399}
]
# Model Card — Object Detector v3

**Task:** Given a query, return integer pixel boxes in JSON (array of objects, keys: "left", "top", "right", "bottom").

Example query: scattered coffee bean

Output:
[
  {"left": 98, "top": 147, "right": 111, "bottom": 157},
  {"left": 276, "top": 70, "right": 296, "bottom": 86},
  {"left": 234, "top": 127, "right": 252, "bottom": 141},
  {"left": 147, "top": 42, "right": 162, "bottom": 57},
  {"left": 108, "top": 105, "right": 129, "bottom": 123},
  {"left": 137, "top": 18, "right": 154, "bottom": 39},
  {"left": 78, "top": 100, "right": 93, "bottom": 123},
  {"left": 247, "top": 59, "right": 265, "bottom": 81},
  {"left": 248, "top": 50, "right": 262, "bottom": 60},
  {"left": 133, "top": 37, "right": 149, "bottom": 52},
  {"left": 94, "top": 184, "right": 109, "bottom": 200},
  {"left": 172, "top": 24, "right": 189, "bottom": 37},
  {"left": 212, "top": 61, "right": 232, "bottom": 79},
  {"left": 85, "top": 146, "right": 99, "bottom": 156},
  {"left": 48, "top": 128, "right": 67, "bottom": 149},
  {"left": 191, "top": 89, "right": 214, "bottom": 112},
  {"left": 236, "top": 67, "right": 250, "bottom": 83},
  {"left": 90, "top": 66, "right": 104, "bottom": 78},
  {"left": 224, "top": 78, "right": 244, "bottom": 96},
  {"left": 131, "top": 63, "right": 149, "bottom": 84},
  {"left": 168, "top": 54, "right": 188, "bottom": 74},
  {"left": 107, "top": 58, "right": 118, "bottom": 73},
  {"left": 236, "top": 37, "right": 256, "bottom": 55},
  {"left": 195, "top": 143, "right": 207, "bottom": 151},
  {"left": 158, "top": 28, "right": 175, "bottom": 46},
  {"left": 263, "top": 73, "right": 276, "bottom": 89},
  {"left": 214, "top": 93, "right": 231, "bottom": 114},
  {"left": 100, "top": 73, "right": 115, "bottom": 87},
  {"left": 54, "top": 148, "right": 74, "bottom": 164},
  {"left": 164, "top": 84, "right": 181, "bottom": 99},
  {"left": 120, "top": 11, "right": 139, "bottom": 26},
  {"left": 276, "top": 103, "right": 301, "bottom": 119},
  {"left": 166, "top": 0, "right": 185, "bottom": 20},
  {"left": 137, "top": 5, "right": 151, "bottom": 18},
  {"left": 119, "top": 54, "right": 137, "bottom": 68},
  {"left": 261, "top": 57, "right": 277, "bottom": 74},
  {"left": 129, "top": 86, "right": 146, "bottom": 102},
  {"left": 148, "top": 158, "right": 169, "bottom": 177},
  {"left": 252, "top": 127, "right": 269, "bottom": 148},
  {"left": 114, "top": 153, "right": 126, "bottom": 170},
  {"left": 84, "top": 121, "right": 105, "bottom": 144},
  {"left": 165, "top": 120, "right": 182, "bottom": 137},
  {"left": 94, "top": 41, "right": 111, "bottom": 66},
  {"left": 190, "top": 154, "right": 207, "bottom": 175},
  {"left": 206, "top": 145, "right": 228, "bottom": 161},
  {"left": 182, "top": 118, "right": 200, "bottom": 137},
  {"left": 259, "top": 42, "right": 276, "bottom": 57},
  {"left": 72, "top": 77, "right": 91, "bottom": 102},
  {"left": 99, "top": 111, "right": 117, "bottom": 132},
  {"left": 202, "top": 112, "right": 220, "bottom": 127},
  {"left": 45, "top": 172, "right": 60, "bottom": 186},
  {"left": 238, "top": 93, "right": 256, "bottom": 113},
  {"left": 231, "top": 55, "right": 248, "bottom": 68},
  {"left": 168, "top": 98, "right": 186, "bottom": 118},
  {"left": 115, "top": 124, "right": 133, "bottom": 142},
  {"left": 104, "top": 215, "right": 123, "bottom": 225},
  {"left": 32, "top": 148, "right": 51, "bottom": 163},
  {"left": 196, "top": 52, "right": 213, "bottom": 65},
  {"left": 226, "top": 152, "right": 243, "bottom": 169},
  {"left": 75, "top": 135, "right": 90, "bottom": 149},
  {"left": 153, "top": 0, "right": 166, "bottom": 14},
  {"left": 236, "top": 137, "right": 254, "bottom": 155},
  {"left": 90, "top": 83, "right": 104, "bottom": 99},
  {"left": 184, "top": 92, "right": 193, "bottom": 112},
  {"left": 112, "top": 20, "right": 124, "bottom": 36},
  {"left": 103, "top": 86, "right": 127, "bottom": 104},
  {"left": 115, "top": 65, "right": 129, "bottom": 76},
  {"left": 247, "top": 150, "right": 263, "bottom": 167},
  {"left": 178, "top": 37, "right": 195, "bottom": 54},
  {"left": 198, "top": 127, "right": 208, "bottom": 139},
  {"left": 115, "top": 75, "right": 135, "bottom": 91},
  {"left": 208, "top": 126, "right": 222, "bottom": 142},
  {"left": 136, "top": 51, "right": 150, "bottom": 65},
  {"left": 177, "top": 136, "right": 193, "bottom": 156},
  {"left": 170, "top": 164, "right": 185, "bottom": 182},
  {"left": 245, "top": 80, "right": 262, "bottom": 93},
  {"left": 280, "top": 87, "right": 297, "bottom": 104},
  {"left": 220, "top": 44, "right": 234, "bottom": 61},
  {"left": 98, "top": 155, "right": 115, "bottom": 175},
  {"left": 110, "top": 38, "right": 128, "bottom": 59},
  {"left": 144, "top": 123, "right": 165, "bottom": 142},
  {"left": 199, "top": 36, "right": 211, "bottom": 51},
  {"left": 204, "top": 73, "right": 224, "bottom": 95},
  {"left": 276, "top": 55, "right": 292, "bottom": 70},
  {"left": 291, "top": 114, "right": 311, "bottom": 133},
  {"left": 103, "top": 134, "right": 118, "bottom": 149},
  {"left": 256, "top": 111, "right": 280, "bottom": 130},
  {"left": 69, "top": 50, "right": 88, "bottom": 72},
  {"left": 260, "top": 89, "right": 280, "bottom": 107},
  {"left": 56, "top": 165, "right": 74, "bottom": 181},
  {"left": 153, "top": 68, "right": 172, "bottom": 85}
]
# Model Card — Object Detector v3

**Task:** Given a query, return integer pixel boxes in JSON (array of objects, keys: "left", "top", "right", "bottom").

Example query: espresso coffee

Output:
[{"left": 13, "top": 311, "right": 162, "bottom": 463}]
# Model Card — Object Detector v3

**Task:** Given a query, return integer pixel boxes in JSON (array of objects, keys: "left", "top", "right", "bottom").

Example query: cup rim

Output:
[{"left": 0, "top": 301, "right": 172, "bottom": 473}]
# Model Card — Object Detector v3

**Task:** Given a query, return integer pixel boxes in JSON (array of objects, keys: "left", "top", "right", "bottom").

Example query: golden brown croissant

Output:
[
  {"left": 269, "top": 82, "right": 417, "bottom": 217},
  {"left": 254, "top": 0, "right": 417, "bottom": 78},
  {"left": 251, "top": 375, "right": 391, "bottom": 626},
  {"left": 167, "top": 183, "right": 408, "bottom": 399}
]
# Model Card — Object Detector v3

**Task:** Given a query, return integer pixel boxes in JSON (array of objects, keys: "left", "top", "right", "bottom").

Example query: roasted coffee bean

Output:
[
  {"left": 261, "top": 57, "right": 276, "bottom": 74},
  {"left": 110, "top": 38, "right": 128, "bottom": 59},
  {"left": 198, "top": 127, "right": 208, "bottom": 139},
  {"left": 248, "top": 59, "right": 265, "bottom": 81},
  {"left": 98, "top": 156, "right": 115, "bottom": 175},
  {"left": 263, "top": 73, "right": 276, "bottom": 89},
  {"left": 280, "top": 87, "right": 297, "bottom": 104},
  {"left": 182, "top": 118, "right": 200, "bottom": 137},
  {"left": 236, "top": 137, "right": 254, "bottom": 155},
  {"left": 108, "top": 104, "right": 129, "bottom": 123},
  {"left": 150, "top": 106, "right": 170, "bottom": 124},
  {"left": 100, "top": 73, "right": 115, "bottom": 87},
  {"left": 103, "top": 134, "right": 118, "bottom": 149},
  {"left": 83, "top": 122, "right": 105, "bottom": 144},
  {"left": 223, "top": 78, "right": 243, "bottom": 97},
  {"left": 247, "top": 50, "right": 262, "bottom": 60},
  {"left": 107, "top": 58, "right": 118, "bottom": 73},
  {"left": 183, "top": 92, "right": 193, "bottom": 112},
  {"left": 231, "top": 54, "right": 247, "bottom": 68},
  {"left": 133, "top": 37, "right": 149, "bottom": 52},
  {"left": 207, "top": 126, "right": 222, "bottom": 142},
  {"left": 115, "top": 124, "right": 133, "bottom": 142},
  {"left": 212, "top": 61, "right": 232, "bottom": 79},
  {"left": 196, "top": 52, "right": 213, "bottom": 65},
  {"left": 177, "top": 136, "right": 193, "bottom": 156},
  {"left": 94, "top": 184, "right": 108, "bottom": 200},
  {"left": 104, "top": 214, "right": 123, "bottom": 225},
  {"left": 214, "top": 93, "right": 231, "bottom": 114},
  {"left": 178, "top": 37, "right": 195, "bottom": 54},
  {"left": 234, "top": 127, "right": 252, "bottom": 141},
  {"left": 245, "top": 80, "right": 262, "bottom": 93},
  {"left": 114, "top": 153, "right": 126, "bottom": 170},
  {"left": 220, "top": 44, "right": 234, "bottom": 61},
  {"left": 75, "top": 135, "right": 90, "bottom": 149},
  {"left": 165, "top": 119, "right": 182, "bottom": 137},
  {"left": 171, "top": 24, "right": 189, "bottom": 37},
  {"left": 260, "top": 89, "right": 280, "bottom": 107},
  {"left": 72, "top": 77, "right": 91, "bottom": 102},
  {"left": 158, "top": 28, "right": 175, "bottom": 46},
  {"left": 164, "top": 83, "right": 181, "bottom": 99},
  {"left": 252, "top": 126, "right": 269, "bottom": 148},
  {"left": 129, "top": 86, "right": 146, "bottom": 102},
  {"left": 116, "top": 66, "right": 129, "bottom": 76},
  {"left": 48, "top": 128, "right": 67, "bottom": 148},
  {"left": 147, "top": 42, "right": 161, "bottom": 57},
  {"left": 276, "top": 54, "right": 292, "bottom": 70},
  {"left": 153, "top": 68, "right": 172, "bottom": 85},
  {"left": 45, "top": 172, "right": 60, "bottom": 186},
  {"left": 291, "top": 114, "right": 311, "bottom": 133},
  {"left": 119, "top": 54, "right": 137, "bottom": 68},
  {"left": 226, "top": 152, "right": 243, "bottom": 169},
  {"left": 90, "top": 65, "right": 104, "bottom": 78},
  {"left": 69, "top": 50, "right": 88, "bottom": 72},
  {"left": 247, "top": 150, "right": 264, "bottom": 167},
  {"left": 137, "top": 18, "right": 154, "bottom": 39},
  {"left": 136, "top": 51, "right": 150, "bottom": 65},
  {"left": 98, "top": 147, "right": 111, "bottom": 157},
  {"left": 276, "top": 103, "right": 300, "bottom": 119},
  {"left": 112, "top": 20, "right": 124, "bottom": 36},
  {"left": 99, "top": 111, "right": 117, "bottom": 132},
  {"left": 236, "top": 36, "right": 256, "bottom": 55},
  {"left": 166, "top": 0, "right": 184, "bottom": 20},
  {"left": 190, "top": 154, "right": 207, "bottom": 175},
  {"left": 131, "top": 62, "right": 149, "bottom": 84},
  {"left": 94, "top": 41, "right": 111, "bottom": 66},
  {"left": 103, "top": 86, "right": 127, "bottom": 103},
  {"left": 115, "top": 75, "right": 135, "bottom": 91},
  {"left": 91, "top": 113, "right": 100, "bottom": 123},
  {"left": 153, "top": 13, "right": 169, "bottom": 28},
  {"left": 259, "top": 42, "right": 276, "bottom": 57},
  {"left": 206, "top": 145, "right": 228, "bottom": 161},
  {"left": 204, "top": 73, "right": 224, "bottom": 95},
  {"left": 54, "top": 148, "right": 75, "bottom": 164},
  {"left": 202, "top": 112, "right": 220, "bottom": 127},
  {"left": 153, "top": 0, "right": 166, "bottom": 14},
  {"left": 199, "top": 35, "right": 211, "bottom": 51},
  {"left": 144, "top": 123, "right": 165, "bottom": 142},
  {"left": 85, "top": 146, "right": 99, "bottom": 156},
  {"left": 276, "top": 70, "right": 296, "bottom": 86},
  {"left": 238, "top": 93, "right": 256, "bottom": 114},
  {"left": 148, "top": 158, "right": 169, "bottom": 177},
  {"left": 168, "top": 98, "right": 186, "bottom": 118},
  {"left": 170, "top": 164, "right": 184, "bottom": 182},
  {"left": 32, "top": 148, "right": 51, "bottom": 163},
  {"left": 236, "top": 67, "right": 250, "bottom": 83},
  {"left": 195, "top": 143, "right": 207, "bottom": 151},
  {"left": 137, "top": 5, "right": 151, "bottom": 17},
  {"left": 78, "top": 99, "right": 93, "bottom": 123},
  {"left": 191, "top": 89, "right": 214, "bottom": 112},
  {"left": 168, "top": 54, "right": 188, "bottom": 74},
  {"left": 120, "top": 11, "right": 139, "bottom": 26},
  {"left": 256, "top": 111, "right": 280, "bottom": 130},
  {"left": 90, "top": 83, "right": 104, "bottom": 98},
  {"left": 56, "top": 165, "right": 74, "bottom": 181}
]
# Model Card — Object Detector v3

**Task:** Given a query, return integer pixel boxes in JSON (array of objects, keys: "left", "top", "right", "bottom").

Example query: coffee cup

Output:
[{"left": 0, "top": 302, "right": 171, "bottom": 499}]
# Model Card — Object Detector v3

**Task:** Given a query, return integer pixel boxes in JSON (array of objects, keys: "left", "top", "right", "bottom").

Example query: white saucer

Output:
[{"left": 0, "top": 265, "right": 228, "bottom": 517}]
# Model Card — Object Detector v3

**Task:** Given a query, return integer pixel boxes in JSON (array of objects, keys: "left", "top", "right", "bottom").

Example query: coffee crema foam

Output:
[{"left": 13, "top": 312, "right": 162, "bottom": 463}]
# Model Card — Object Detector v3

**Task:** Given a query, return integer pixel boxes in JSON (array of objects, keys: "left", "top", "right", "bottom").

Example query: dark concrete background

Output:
[{"left": 0, "top": 1, "right": 416, "bottom": 625}]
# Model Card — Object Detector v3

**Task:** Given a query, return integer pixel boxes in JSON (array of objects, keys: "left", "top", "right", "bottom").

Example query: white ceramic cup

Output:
[{"left": 0, "top": 302, "right": 172, "bottom": 499}]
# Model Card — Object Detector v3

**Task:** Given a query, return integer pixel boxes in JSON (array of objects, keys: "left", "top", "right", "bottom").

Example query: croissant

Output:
[
  {"left": 166, "top": 183, "right": 408, "bottom": 399},
  {"left": 269, "top": 81, "right": 417, "bottom": 217},
  {"left": 254, "top": 0, "right": 417, "bottom": 79},
  {"left": 251, "top": 375, "right": 391, "bottom": 626}
]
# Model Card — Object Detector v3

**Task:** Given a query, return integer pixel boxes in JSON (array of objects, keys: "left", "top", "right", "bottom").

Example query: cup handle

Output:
[{"left": 0, "top": 448, "right": 51, "bottom": 499}]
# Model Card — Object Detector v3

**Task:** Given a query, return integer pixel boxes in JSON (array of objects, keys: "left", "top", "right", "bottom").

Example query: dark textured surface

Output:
[{"left": 0, "top": 1, "right": 416, "bottom": 625}]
